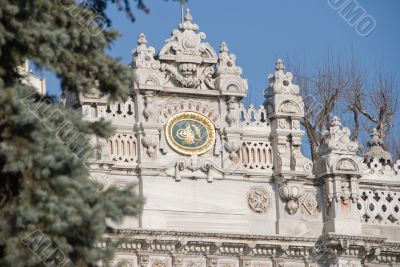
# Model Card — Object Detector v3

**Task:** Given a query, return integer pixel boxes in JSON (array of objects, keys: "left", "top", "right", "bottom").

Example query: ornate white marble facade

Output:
[{"left": 65, "top": 9, "right": 400, "bottom": 267}]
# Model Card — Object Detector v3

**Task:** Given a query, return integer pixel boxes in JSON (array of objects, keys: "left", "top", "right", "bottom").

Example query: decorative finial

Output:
[
  {"left": 365, "top": 127, "right": 392, "bottom": 166},
  {"left": 137, "top": 33, "right": 147, "bottom": 45},
  {"left": 179, "top": 8, "right": 199, "bottom": 31},
  {"left": 275, "top": 59, "right": 285, "bottom": 71},
  {"left": 368, "top": 128, "right": 384, "bottom": 147},
  {"left": 220, "top": 42, "right": 229, "bottom": 53},
  {"left": 184, "top": 8, "right": 192, "bottom": 22},
  {"left": 331, "top": 116, "right": 342, "bottom": 127}
]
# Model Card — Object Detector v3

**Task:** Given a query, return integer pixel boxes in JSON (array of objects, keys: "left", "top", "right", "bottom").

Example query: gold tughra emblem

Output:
[
  {"left": 166, "top": 112, "right": 215, "bottom": 155},
  {"left": 176, "top": 122, "right": 202, "bottom": 145}
]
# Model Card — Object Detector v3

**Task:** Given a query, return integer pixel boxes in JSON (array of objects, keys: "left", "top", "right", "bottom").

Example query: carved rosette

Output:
[{"left": 247, "top": 187, "right": 270, "bottom": 213}]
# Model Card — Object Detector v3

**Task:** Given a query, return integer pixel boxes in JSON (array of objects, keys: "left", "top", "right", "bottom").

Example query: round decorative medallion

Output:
[
  {"left": 247, "top": 187, "right": 269, "bottom": 213},
  {"left": 166, "top": 112, "right": 215, "bottom": 155}
]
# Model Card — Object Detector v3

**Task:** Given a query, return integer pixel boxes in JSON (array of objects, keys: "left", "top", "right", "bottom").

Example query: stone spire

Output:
[{"left": 365, "top": 128, "right": 392, "bottom": 166}]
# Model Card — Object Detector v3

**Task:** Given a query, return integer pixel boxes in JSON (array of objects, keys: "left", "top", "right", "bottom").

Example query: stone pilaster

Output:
[
  {"left": 264, "top": 60, "right": 313, "bottom": 235},
  {"left": 315, "top": 116, "right": 363, "bottom": 235}
]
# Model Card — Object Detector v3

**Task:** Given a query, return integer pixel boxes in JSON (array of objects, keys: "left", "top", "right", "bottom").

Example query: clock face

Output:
[{"left": 166, "top": 112, "right": 215, "bottom": 155}]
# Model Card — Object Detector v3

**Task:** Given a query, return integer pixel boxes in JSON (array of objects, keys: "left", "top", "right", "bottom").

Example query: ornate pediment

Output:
[
  {"left": 158, "top": 9, "right": 217, "bottom": 89},
  {"left": 131, "top": 9, "right": 247, "bottom": 95}
]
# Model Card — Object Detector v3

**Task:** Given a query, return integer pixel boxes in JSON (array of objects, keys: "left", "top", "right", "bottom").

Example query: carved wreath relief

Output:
[
  {"left": 247, "top": 187, "right": 270, "bottom": 213},
  {"left": 166, "top": 112, "right": 215, "bottom": 155}
]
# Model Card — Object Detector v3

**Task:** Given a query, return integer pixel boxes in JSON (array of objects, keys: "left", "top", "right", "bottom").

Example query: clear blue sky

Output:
[{"left": 43, "top": 0, "right": 400, "bottom": 107}]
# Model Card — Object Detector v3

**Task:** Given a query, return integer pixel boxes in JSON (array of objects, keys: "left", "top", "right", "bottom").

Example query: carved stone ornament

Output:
[
  {"left": 143, "top": 91, "right": 155, "bottom": 122},
  {"left": 265, "top": 59, "right": 300, "bottom": 96},
  {"left": 158, "top": 9, "right": 218, "bottom": 90},
  {"left": 301, "top": 191, "right": 319, "bottom": 215},
  {"left": 279, "top": 183, "right": 304, "bottom": 215},
  {"left": 336, "top": 159, "right": 358, "bottom": 171},
  {"left": 142, "top": 135, "right": 159, "bottom": 157},
  {"left": 278, "top": 118, "right": 286, "bottom": 129},
  {"left": 341, "top": 184, "right": 351, "bottom": 206},
  {"left": 226, "top": 97, "right": 238, "bottom": 126},
  {"left": 365, "top": 127, "right": 392, "bottom": 166},
  {"left": 279, "top": 101, "right": 300, "bottom": 113},
  {"left": 173, "top": 155, "right": 215, "bottom": 182},
  {"left": 166, "top": 112, "right": 215, "bottom": 155},
  {"left": 131, "top": 33, "right": 161, "bottom": 70},
  {"left": 224, "top": 140, "right": 241, "bottom": 163},
  {"left": 247, "top": 187, "right": 270, "bottom": 213},
  {"left": 292, "top": 119, "right": 300, "bottom": 130},
  {"left": 138, "top": 255, "right": 149, "bottom": 267},
  {"left": 215, "top": 42, "right": 242, "bottom": 76},
  {"left": 318, "top": 116, "right": 358, "bottom": 156},
  {"left": 131, "top": 33, "right": 164, "bottom": 87}
]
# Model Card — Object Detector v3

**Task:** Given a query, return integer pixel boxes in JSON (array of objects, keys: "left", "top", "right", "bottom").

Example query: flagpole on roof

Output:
[{"left": 180, "top": 0, "right": 184, "bottom": 23}]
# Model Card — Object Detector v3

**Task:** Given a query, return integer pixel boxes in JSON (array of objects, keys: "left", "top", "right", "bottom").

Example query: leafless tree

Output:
[
  {"left": 350, "top": 66, "right": 397, "bottom": 148},
  {"left": 288, "top": 53, "right": 363, "bottom": 161},
  {"left": 288, "top": 54, "right": 398, "bottom": 162}
]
